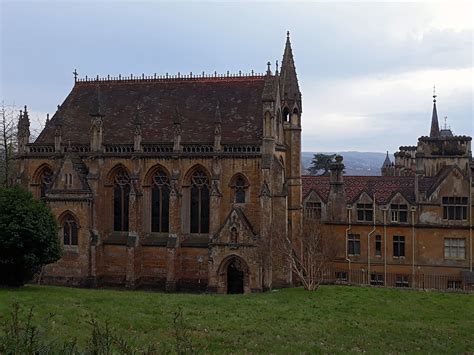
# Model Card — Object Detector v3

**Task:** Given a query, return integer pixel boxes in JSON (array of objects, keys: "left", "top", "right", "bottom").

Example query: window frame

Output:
[
  {"left": 62, "top": 214, "right": 78, "bottom": 247},
  {"left": 304, "top": 201, "right": 322, "bottom": 219},
  {"left": 113, "top": 170, "right": 131, "bottom": 232},
  {"left": 356, "top": 203, "right": 374, "bottom": 222},
  {"left": 393, "top": 235, "right": 406, "bottom": 258},
  {"left": 444, "top": 238, "right": 465, "bottom": 260},
  {"left": 390, "top": 204, "right": 408, "bottom": 223},
  {"left": 151, "top": 169, "right": 170, "bottom": 233},
  {"left": 347, "top": 234, "right": 361, "bottom": 256},
  {"left": 442, "top": 197, "right": 468, "bottom": 221},
  {"left": 190, "top": 169, "right": 210, "bottom": 234},
  {"left": 395, "top": 274, "right": 410, "bottom": 288},
  {"left": 375, "top": 235, "right": 382, "bottom": 257}
]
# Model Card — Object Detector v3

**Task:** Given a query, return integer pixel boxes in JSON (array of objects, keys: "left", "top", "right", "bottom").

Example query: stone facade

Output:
[
  {"left": 16, "top": 33, "right": 303, "bottom": 293},
  {"left": 303, "top": 96, "right": 473, "bottom": 289}
]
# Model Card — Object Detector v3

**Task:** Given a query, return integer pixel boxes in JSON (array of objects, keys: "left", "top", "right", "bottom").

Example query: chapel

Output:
[{"left": 16, "top": 33, "right": 303, "bottom": 293}]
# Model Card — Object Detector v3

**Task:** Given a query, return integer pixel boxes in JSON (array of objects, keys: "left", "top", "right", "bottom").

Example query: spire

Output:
[
  {"left": 430, "top": 86, "right": 440, "bottom": 137},
  {"left": 382, "top": 151, "right": 391, "bottom": 167},
  {"left": 280, "top": 31, "right": 301, "bottom": 104}
]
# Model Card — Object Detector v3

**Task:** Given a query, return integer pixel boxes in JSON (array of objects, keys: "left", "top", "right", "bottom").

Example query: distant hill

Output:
[{"left": 302, "top": 151, "right": 393, "bottom": 176}]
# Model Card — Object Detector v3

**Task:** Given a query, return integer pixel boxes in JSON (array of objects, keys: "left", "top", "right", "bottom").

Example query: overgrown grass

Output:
[{"left": 0, "top": 285, "right": 472, "bottom": 353}]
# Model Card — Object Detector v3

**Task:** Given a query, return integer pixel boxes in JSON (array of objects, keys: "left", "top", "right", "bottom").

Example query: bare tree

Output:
[
  {"left": 0, "top": 101, "right": 18, "bottom": 187},
  {"left": 274, "top": 217, "right": 339, "bottom": 291}
]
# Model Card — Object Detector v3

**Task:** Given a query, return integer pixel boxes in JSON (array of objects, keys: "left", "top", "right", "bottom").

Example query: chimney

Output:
[{"left": 328, "top": 155, "right": 346, "bottom": 222}]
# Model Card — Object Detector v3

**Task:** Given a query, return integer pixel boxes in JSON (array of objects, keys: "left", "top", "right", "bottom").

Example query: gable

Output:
[
  {"left": 426, "top": 166, "right": 469, "bottom": 202},
  {"left": 213, "top": 208, "right": 257, "bottom": 245},
  {"left": 51, "top": 152, "right": 90, "bottom": 192}
]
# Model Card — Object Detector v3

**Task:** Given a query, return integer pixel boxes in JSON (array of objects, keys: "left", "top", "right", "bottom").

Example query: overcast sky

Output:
[{"left": 1, "top": 1, "right": 472, "bottom": 153}]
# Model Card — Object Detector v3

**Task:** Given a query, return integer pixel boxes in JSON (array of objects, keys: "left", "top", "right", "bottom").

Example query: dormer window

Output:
[
  {"left": 357, "top": 203, "right": 373, "bottom": 222},
  {"left": 304, "top": 201, "right": 321, "bottom": 219},
  {"left": 390, "top": 204, "right": 408, "bottom": 223}
]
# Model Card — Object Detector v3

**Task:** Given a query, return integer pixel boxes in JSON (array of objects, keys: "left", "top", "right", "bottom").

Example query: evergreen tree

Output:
[
  {"left": 307, "top": 153, "right": 336, "bottom": 176},
  {"left": 0, "top": 186, "right": 60, "bottom": 286}
]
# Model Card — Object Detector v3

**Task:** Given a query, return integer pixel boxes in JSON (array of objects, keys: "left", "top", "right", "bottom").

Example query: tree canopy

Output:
[
  {"left": 0, "top": 186, "right": 60, "bottom": 286},
  {"left": 307, "top": 153, "right": 336, "bottom": 176}
]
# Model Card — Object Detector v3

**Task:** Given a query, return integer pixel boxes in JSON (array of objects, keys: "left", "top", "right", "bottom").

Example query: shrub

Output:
[{"left": 0, "top": 186, "right": 60, "bottom": 286}]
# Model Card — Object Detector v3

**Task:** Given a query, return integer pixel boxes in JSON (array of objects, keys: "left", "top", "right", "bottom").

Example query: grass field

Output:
[{"left": 0, "top": 285, "right": 473, "bottom": 353}]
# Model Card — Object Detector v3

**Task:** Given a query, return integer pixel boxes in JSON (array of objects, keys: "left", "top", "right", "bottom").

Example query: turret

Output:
[
  {"left": 381, "top": 151, "right": 393, "bottom": 176},
  {"left": 17, "top": 106, "right": 30, "bottom": 153}
]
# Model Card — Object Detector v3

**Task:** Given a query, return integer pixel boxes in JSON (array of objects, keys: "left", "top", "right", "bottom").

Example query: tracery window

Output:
[
  {"left": 113, "top": 169, "right": 130, "bottom": 232},
  {"left": 190, "top": 169, "right": 209, "bottom": 234},
  {"left": 40, "top": 168, "right": 53, "bottom": 198},
  {"left": 234, "top": 176, "right": 247, "bottom": 204},
  {"left": 62, "top": 214, "right": 78, "bottom": 246},
  {"left": 151, "top": 169, "right": 170, "bottom": 233}
]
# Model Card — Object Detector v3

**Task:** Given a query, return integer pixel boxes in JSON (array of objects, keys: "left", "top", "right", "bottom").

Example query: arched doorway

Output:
[{"left": 227, "top": 259, "right": 244, "bottom": 294}]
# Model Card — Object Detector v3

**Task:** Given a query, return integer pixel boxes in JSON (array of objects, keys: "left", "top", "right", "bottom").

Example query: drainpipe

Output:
[
  {"left": 367, "top": 194, "right": 377, "bottom": 285},
  {"left": 345, "top": 205, "right": 352, "bottom": 279},
  {"left": 411, "top": 207, "right": 417, "bottom": 286},
  {"left": 470, "top": 172, "right": 473, "bottom": 272},
  {"left": 382, "top": 207, "right": 388, "bottom": 286}
]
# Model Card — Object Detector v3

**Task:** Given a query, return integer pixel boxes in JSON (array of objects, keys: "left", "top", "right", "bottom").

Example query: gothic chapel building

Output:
[{"left": 16, "top": 33, "right": 303, "bottom": 293}]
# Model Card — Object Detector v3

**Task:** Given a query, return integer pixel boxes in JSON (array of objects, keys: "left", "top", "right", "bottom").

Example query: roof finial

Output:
[
  {"left": 266, "top": 61, "right": 271, "bottom": 75},
  {"left": 73, "top": 69, "right": 78, "bottom": 82},
  {"left": 275, "top": 60, "right": 279, "bottom": 74},
  {"left": 287, "top": 30, "right": 290, "bottom": 39},
  {"left": 433, "top": 85, "right": 436, "bottom": 103}
]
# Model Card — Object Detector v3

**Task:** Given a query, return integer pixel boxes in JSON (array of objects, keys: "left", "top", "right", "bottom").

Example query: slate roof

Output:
[
  {"left": 35, "top": 76, "right": 266, "bottom": 145},
  {"left": 302, "top": 175, "right": 416, "bottom": 204}
]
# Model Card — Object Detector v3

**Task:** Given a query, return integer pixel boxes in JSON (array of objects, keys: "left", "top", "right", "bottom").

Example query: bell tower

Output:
[{"left": 280, "top": 31, "right": 302, "bottom": 275}]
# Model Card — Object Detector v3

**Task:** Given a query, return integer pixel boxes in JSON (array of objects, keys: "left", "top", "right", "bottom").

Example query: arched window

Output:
[
  {"left": 62, "top": 214, "right": 78, "bottom": 246},
  {"left": 235, "top": 177, "right": 246, "bottom": 203},
  {"left": 282, "top": 107, "right": 290, "bottom": 122},
  {"left": 190, "top": 169, "right": 209, "bottom": 234},
  {"left": 231, "top": 174, "right": 249, "bottom": 204},
  {"left": 40, "top": 168, "right": 53, "bottom": 198},
  {"left": 113, "top": 169, "right": 130, "bottom": 231},
  {"left": 151, "top": 169, "right": 170, "bottom": 233}
]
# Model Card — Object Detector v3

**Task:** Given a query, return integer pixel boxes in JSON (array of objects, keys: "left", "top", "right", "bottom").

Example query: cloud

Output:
[
  {"left": 1, "top": 2, "right": 472, "bottom": 152},
  {"left": 302, "top": 67, "right": 473, "bottom": 152}
]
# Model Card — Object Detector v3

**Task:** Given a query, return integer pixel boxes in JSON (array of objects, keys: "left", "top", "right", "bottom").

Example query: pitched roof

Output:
[
  {"left": 35, "top": 76, "right": 267, "bottom": 145},
  {"left": 302, "top": 175, "right": 416, "bottom": 204}
]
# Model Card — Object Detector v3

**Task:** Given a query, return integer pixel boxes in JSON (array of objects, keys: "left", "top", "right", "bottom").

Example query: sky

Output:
[{"left": 1, "top": 0, "right": 472, "bottom": 153}]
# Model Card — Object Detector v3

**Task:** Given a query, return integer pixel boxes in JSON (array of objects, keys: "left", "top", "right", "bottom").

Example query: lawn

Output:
[{"left": 0, "top": 285, "right": 472, "bottom": 353}]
